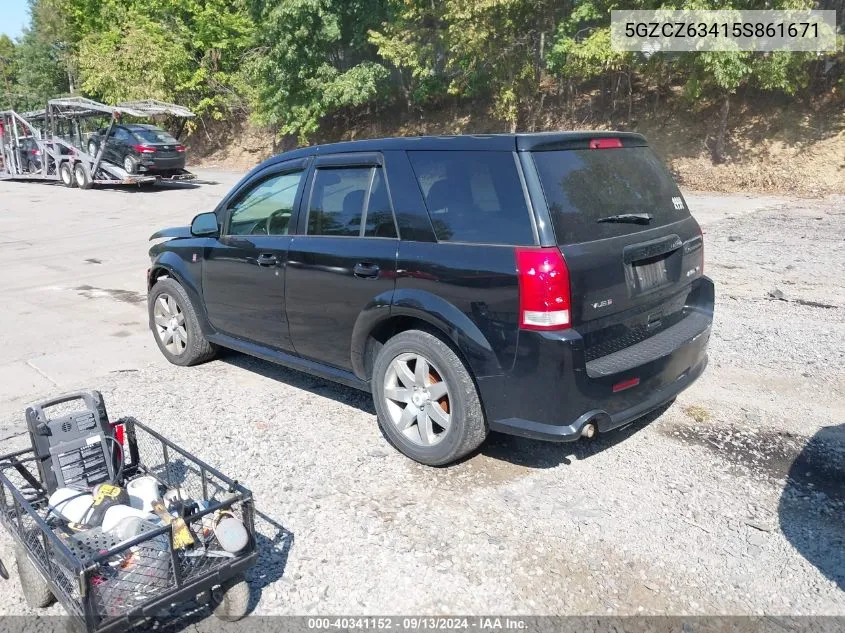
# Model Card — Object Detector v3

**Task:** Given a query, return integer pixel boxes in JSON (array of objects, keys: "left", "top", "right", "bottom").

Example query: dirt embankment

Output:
[{"left": 189, "top": 91, "right": 845, "bottom": 197}]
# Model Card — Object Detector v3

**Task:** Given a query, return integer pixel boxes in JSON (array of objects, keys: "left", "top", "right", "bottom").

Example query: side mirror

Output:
[{"left": 190, "top": 212, "right": 219, "bottom": 237}]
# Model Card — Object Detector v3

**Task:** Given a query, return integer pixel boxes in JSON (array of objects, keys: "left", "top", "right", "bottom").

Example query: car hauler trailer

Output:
[{"left": 0, "top": 97, "right": 197, "bottom": 189}]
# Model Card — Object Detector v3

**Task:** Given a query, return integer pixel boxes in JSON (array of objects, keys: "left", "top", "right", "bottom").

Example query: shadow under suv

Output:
[{"left": 147, "top": 133, "right": 713, "bottom": 465}]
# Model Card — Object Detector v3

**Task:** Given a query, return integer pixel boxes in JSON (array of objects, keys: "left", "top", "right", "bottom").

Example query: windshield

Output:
[
  {"left": 532, "top": 147, "right": 689, "bottom": 244},
  {"left": 132, "top": 127, "right": 178, "bottom": 144}
]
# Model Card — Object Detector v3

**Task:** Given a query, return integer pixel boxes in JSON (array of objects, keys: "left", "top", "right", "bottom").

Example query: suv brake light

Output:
[
  {"left": 589, "top": 138, "right": 622, "bottom": 149},
  {"left": 133, "top": 144, "right": 156, "bottom": 154},
  {"left": 515, "top": 247, "right": 571, "bottom": 330}
]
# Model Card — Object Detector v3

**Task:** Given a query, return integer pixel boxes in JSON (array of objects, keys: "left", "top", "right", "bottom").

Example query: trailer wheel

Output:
[
  {"left": 59, "top": 162, "right": 76, "bottom": 188},
  {"left": 210, "top": 574, "right": 250, "bottom": 622},
  {"left": 15, "top": 546, "right": 55, "bottom": 609},
  {"left": 73, "top": 162, "right": 92, "bottom": 190}
]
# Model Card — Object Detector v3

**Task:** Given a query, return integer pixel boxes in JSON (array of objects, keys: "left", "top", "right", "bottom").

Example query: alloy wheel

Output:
[
  {"left": 383, "top": 353, "right": 451, "bottom": 446},
  {"left": 153, "top": 293, "right": 187, "bottom": 355}
]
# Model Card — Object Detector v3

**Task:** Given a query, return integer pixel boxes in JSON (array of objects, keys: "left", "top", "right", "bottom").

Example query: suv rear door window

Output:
[
  {"left": 363, "top": 169, "right": 397, "bottom": 238},
  {"left": 307, "top": 166, "right": 397, "bottom": 238},
  {"left": 532, "top": 147, "right": 689, "bottom": 244},
  {"left": 407, "top": 151, "right": 533, "bottom": 245},
  {"left": 308, "top": 167, "right": 372, "bottom": 237}
]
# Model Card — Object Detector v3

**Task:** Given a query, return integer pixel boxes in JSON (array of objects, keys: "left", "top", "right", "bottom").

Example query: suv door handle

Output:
[
  {"left": 353, "top": 262, "right": 380, "bottom": 279},
  {"left": 256, "top": 253, "right": 278, "bottom": 267}
]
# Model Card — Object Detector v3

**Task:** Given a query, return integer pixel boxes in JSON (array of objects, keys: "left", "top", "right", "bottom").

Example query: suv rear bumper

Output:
[
  {"left": 487, "top": 354, "right": 707, "bottom": 442},
  {"left": 479, "top": 276, "right": 713, "bottom": 442}
]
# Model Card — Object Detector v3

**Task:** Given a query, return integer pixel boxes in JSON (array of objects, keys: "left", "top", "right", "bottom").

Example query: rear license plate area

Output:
[{"left": 632, "top": 257, "right": 669, "bottom": 292}]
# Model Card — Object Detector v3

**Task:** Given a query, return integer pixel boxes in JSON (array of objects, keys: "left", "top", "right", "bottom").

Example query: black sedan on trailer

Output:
[{"left": 87, "top": 124, "right": 186, "bottom": 175}]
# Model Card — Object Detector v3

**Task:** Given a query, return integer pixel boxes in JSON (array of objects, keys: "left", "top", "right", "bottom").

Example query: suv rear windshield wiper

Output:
[{"left": 596, "top": 213, "right": 653, "bottom": 224}]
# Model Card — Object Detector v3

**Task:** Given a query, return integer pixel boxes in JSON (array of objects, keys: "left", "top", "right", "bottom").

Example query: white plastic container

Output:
[
  {"left": 126, "top": 476, "right": 161, "bottom": 512},
  {"left": 48, "top": 488, "right": 94, "bottom": 525},
  {"left": 101, "top": 504, "right": 155, "bottom": 533}
]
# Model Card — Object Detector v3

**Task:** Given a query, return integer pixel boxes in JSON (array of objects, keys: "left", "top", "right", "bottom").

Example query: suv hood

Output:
[{"left": 149, "top": 226, "right": 191, "bottom": 241}]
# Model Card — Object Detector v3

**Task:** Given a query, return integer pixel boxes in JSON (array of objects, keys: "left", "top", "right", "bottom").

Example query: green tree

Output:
[
  {"left": 76, "top": 11, "right": 193, "bottom": 105},
  {"left": 63, "top": 0, "right": 255, "bottom": 117},
  {"left": 0, "top": 35, "right": 16, "bottom": 109},
  {"left": 371, "top": 0, "right": 564, "bottom": 131},
  {"left": 247, "top": 0, "right": 390, "bottom": 141},
  {"left": 13, "top": 30, "right": 69, "bottom": 110}
]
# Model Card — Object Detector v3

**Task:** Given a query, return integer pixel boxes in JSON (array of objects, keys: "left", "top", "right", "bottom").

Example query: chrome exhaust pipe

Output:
[{"left": 581, "top": 422, "right": 597, "bottom": 439}]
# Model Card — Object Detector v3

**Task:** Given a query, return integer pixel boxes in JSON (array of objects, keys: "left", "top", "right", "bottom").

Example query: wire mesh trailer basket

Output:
[{"left": 0, "top": 419, "right": 257, "bottom": 633}]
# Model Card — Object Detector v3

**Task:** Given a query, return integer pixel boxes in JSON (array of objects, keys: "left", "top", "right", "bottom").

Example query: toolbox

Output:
[{"left": 0, "top": 392, "right": 257, "bottom": 633}]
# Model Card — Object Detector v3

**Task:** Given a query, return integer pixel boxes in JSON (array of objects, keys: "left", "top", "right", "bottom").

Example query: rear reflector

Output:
[
  {"left": 589, "top": 138, "right": 623, "bottom": 149},
  {"left": 612, "top": 377, "right": 640, "bottom": 392},
  {"left": 698, "top": 225, "right": 705, "bottom": 275},
  {"left": 515, "top": 247, "right": 571, "bottom": 331}
]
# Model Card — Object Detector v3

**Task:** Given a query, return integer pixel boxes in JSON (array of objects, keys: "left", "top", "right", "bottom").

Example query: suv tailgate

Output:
[{"left": 529, "top": 143, "right": 706, "bottom": 368}]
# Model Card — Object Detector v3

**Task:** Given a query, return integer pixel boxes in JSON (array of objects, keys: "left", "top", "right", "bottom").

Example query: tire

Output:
[
  {"left": 27, "top": 160, "right": 38, "bottom": 174},
  {"left": 123, "top": 154, "right": 137, "bottom": 174},
  {"left": 73, "top": 162, "right": 92, "bottom": 189},
  {"left": 149, "top": 277, "right": 217, "bottom": 366},
  {"left": 372, "top": 329, "right": 487, "bottom": 466},
  {"left": 87, "top": 140, "right": 98, "bottom": 157},
  {"left": 15, "top": 546, "right": 55, "bottom": 609},
  {"left": 211, "top": 574, "right": 250, "bottom": 622},
  {"left": 59, "top": 162, "right": 76, "bottom": 188}
]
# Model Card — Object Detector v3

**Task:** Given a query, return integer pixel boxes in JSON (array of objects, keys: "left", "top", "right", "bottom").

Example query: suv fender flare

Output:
[
  {"left": 148, "top": 254, "right": 214, "bottom": 335},
  {"left": 351, "top": 289, "right": 502, "bottom": 381}
]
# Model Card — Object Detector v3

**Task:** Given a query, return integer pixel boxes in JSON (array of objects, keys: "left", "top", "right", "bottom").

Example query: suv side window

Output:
[
  {"left": 307, "top": 166, "right": 397, "bottom": 238},
  {"left": 407, "top": 151, "right": 534, "bottom": 245},
  {"left": 226, "top": 170, "right": 304, "bottom": 236},
  {"left": 364, "top": 169, "right": 397, "bottom": 238}
]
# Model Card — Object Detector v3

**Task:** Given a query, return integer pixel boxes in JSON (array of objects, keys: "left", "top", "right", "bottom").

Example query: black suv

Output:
[
  {"left": 147, "top": 133, "right": 713, "bottom": 465},
  {"left": 88, "top": 124, "right": 186, "bottom": 175}
]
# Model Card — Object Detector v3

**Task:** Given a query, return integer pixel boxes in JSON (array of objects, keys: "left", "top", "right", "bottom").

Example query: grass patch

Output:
[{"left": 684, "top": 404, "right": 712, "bottom": 424}]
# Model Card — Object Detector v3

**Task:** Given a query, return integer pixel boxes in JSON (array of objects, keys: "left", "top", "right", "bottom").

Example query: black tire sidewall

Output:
[
  {"left": 148, "top": 278, "right": 213, "bottom": 366},
  {"left": 372, "top": 330, "right": 485, "bottom": 466}
]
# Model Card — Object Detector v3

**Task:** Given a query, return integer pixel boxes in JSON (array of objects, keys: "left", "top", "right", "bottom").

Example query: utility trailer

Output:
[{"left": 0, "top": 97, "right": 197, "bottom": 189}]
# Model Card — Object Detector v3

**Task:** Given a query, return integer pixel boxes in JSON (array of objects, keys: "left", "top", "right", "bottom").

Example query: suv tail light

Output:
[
  {"left": 133, "top": 144, "right": 156, "bottom": 154},
  {"left": 515, "top": 247, "right": 571, "bottom": 330}
]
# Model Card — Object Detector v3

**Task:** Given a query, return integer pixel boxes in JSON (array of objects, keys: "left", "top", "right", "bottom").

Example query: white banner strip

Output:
[{"left": 610, "top": 10, "right": 838, "bottom": 52}]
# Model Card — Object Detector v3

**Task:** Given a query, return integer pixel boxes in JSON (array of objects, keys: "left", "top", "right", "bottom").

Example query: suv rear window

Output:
[
  {"left": 408, "top": 151, "right": 534, "bottom": 245},
  {"left": 532, "top": 147, "right": 689, "bottom": 244}
]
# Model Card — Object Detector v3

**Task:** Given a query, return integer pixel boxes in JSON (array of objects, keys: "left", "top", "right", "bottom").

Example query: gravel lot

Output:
[{"left": 0, "top": 174, "right": 842, "bottom": 619}]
